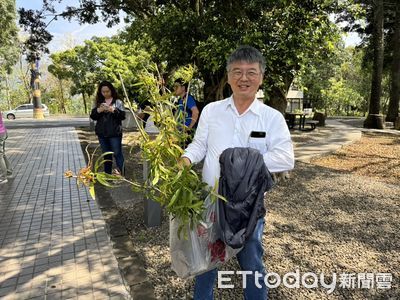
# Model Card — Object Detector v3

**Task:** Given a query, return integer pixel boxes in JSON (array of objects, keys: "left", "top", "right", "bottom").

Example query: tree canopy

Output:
[
  {"left": 17, "top": 0, "right": 398, "bottom": 120},
  {"left": 18, "top": 7, "right": 52, "bottom": 63},
  {"left": 123, "top": 0, "right": 342, "bottom": 112},
  {"left": 0, "top": 0, "right": 19, "bottom": 74},
  {"left": 302, "top": 46, "right": 370, "bottom": 115},
  {"left": 21, "top": 0, "right": 342, "bottom": 113},
  {"left": 338, "top": 0, "right": 400, "bottom": 125},
  {"left": 48, "top": 37, "right": 153, "bottom": 111}
]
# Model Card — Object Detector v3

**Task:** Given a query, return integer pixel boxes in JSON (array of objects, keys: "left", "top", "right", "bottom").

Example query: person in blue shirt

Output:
[{"left": 174, "top": 78, "right": 199, "bottom": 130}]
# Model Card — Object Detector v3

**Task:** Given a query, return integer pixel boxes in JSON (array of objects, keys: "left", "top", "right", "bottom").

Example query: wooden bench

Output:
[{"left": 302, "top": 120, "right": 319, "bottom": 131}]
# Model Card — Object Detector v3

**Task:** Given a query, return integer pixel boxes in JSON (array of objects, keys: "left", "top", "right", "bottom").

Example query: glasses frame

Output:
[{"left": 228, "top": 69, "right": 261, "bottom": 80}]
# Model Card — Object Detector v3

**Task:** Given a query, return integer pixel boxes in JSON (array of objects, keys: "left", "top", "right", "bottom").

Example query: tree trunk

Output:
[
  {"left": 364, "top": 0, "right": 384, "bottom": 129},
  {"left": 203, "top": 71, "right": 228, "bottom": 103},
  {"left": 267, "top": 87, "right": 287, "bottom": 114},
  {"left": 266, "top": 73, "right": 294, "bottom": 114},
  {"left": 19, "top": 57, "right": 33, "bottom": 103},
  {"left": 203, "top": 74, "right": 216, "bottom": 102},
  {"left": 58, "top": 77, "right": 67, "bottom": 114},
  {"left": 5, "top": 73, "right": 11, "bottom": 110},
  {"left": 30, "top": 58, "right": 44, "bottom": 119},
  {"left": 216, "top": 75, "right": 228, "bottom": 100},
  {"left": 82, "top": 92, "right": 88, "bottom": 114},
  {"left": 386, "top": 1, "right": 400, "bottom": 123}
]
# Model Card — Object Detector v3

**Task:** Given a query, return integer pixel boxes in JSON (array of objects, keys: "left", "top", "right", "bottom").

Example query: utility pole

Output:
[{"left": 30, "top": 55, "right": 44, "bottom": 119}]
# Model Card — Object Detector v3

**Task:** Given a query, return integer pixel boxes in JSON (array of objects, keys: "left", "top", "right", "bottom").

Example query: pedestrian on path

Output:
[
  {"left": 0, "top": 110, "right": 13, "bottom": 184},
  {"left": 174, "top": 78, "right": 199, "bottom": 147},
  {"left": 90, "top": 81, "right": 126, "bottom": 175},
  {"left": 181, "top": 46, "right": 294, "bottom": 299},
  {"left": 174, "top": 78, "right": 199, "bottom": 130}
]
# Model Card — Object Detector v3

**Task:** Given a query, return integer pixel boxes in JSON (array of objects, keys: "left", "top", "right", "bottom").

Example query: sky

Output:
[
  {"left": 16, "top": 0, "right": 127, "bottom": 53},
  {"left": 344, "top": 32, "right": 362, "bottom": 47}
]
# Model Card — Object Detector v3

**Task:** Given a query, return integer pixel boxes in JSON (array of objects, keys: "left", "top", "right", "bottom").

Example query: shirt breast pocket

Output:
[{"left": 248, "top": 136, "right": 267, "bottom": 155}]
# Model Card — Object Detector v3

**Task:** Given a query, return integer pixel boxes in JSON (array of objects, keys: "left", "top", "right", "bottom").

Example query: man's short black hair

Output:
[
  {"left": 174, "top": 78, "right": 188, "bottom": 90},
  {"left": 226, "top": 45, "right": 266, "bottom": 74}
]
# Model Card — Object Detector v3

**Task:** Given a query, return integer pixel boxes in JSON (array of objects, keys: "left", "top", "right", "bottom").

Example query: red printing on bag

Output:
[
  {"left": 208, "top": 239, "right": 226, "bottom": 262},
  {"left": 197, "top": 224, "right": 207, "bottom": 237}
]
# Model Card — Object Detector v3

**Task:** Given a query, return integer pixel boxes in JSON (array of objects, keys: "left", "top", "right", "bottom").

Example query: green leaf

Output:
[
  {"left": 94, "top": 151, "right": 114, "bottom": 172},
  {"left": 152, "top": 170, "right": 160, "bottom": 185},
  {"left": 89, "top": 185, "right": 96, "bottom": 200},
  {"left": 168, "top": 188, "right": 182, "bottom": 208}
]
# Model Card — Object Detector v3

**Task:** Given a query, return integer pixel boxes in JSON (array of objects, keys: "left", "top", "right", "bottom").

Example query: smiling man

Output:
[{"left": 181, "top": 46, "right": 294, "bottom": 299}]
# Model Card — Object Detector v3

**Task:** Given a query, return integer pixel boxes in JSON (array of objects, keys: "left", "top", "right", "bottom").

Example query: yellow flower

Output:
[
  {"left": 64, "top": 170, "right": 74, "bottom": 178},
  {"left": 77, "top": 167, "right": 95, "bottom": 186}
]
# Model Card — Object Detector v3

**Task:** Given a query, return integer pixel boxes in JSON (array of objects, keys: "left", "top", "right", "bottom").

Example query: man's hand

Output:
[{"left": 179, "top": 157, "right": 191, "bottom": 168}]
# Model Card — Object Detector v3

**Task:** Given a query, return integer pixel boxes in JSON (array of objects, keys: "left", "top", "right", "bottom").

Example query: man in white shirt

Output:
[{"left": 182, "top": 46, "right": 294, "bottom": 300}]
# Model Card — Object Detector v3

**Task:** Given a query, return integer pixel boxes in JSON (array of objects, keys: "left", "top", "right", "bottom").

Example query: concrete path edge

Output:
[{"left": 94, "top": 184, "right": 156, "bottom": 300}]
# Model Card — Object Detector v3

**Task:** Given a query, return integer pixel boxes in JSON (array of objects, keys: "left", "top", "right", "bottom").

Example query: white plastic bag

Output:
[{"left": 170, "top": 195, "right": 241, "bottom": 279}]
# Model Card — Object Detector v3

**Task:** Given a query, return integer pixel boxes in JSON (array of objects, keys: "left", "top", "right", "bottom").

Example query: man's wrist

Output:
[{"left": 181, "top": 156, "right": 192, "bottom": 166}]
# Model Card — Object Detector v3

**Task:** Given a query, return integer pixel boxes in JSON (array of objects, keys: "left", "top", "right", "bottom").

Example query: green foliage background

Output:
[{"left": 1, "top": 0, "right": 398, "bottom": 119}]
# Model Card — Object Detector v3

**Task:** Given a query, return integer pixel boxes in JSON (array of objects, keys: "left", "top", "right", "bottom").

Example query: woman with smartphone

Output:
[{"left": 90, "top": 81, "right": 126, "bottom": 175}]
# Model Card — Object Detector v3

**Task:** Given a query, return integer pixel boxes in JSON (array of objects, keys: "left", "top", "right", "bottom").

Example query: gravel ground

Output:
[{"left": 77, "top": 127, "right": 400, "bottom": 300}]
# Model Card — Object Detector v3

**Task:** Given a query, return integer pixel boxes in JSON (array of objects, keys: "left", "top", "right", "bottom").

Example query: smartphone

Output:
[{"left": 250, "top": 131, "right": 266, "bottom": 138}]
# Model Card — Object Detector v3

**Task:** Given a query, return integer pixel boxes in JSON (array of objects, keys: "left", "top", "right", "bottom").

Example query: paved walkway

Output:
[
  {"left": 294, "top": 119, "right": 362, "bottom": 162},
  {"left": 0, "top": 127, "right": 130, "bottom": 299}
]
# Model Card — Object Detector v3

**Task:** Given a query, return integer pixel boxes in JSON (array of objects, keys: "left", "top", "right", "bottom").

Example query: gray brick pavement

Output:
[{"left": 0, "top": 127, "right": 130, "bottom": 299}]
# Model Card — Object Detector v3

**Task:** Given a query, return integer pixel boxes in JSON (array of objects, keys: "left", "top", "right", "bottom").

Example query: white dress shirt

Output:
[{"left": 183, "top": 96, "right": 294, "bottom": 187}]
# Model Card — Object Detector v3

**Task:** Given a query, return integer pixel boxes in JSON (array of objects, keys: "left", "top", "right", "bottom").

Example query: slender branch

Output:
[{"left": 118, "top": 72, "right": 148, "bottom": 140}]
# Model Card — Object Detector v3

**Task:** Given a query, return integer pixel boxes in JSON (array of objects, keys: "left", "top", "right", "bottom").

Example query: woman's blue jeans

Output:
[
  {"left": 98, "top": 136, "right": 124, "bottom": 174},
  {"left": 194, "top": 218, "right": 268, "bottom": 300}
]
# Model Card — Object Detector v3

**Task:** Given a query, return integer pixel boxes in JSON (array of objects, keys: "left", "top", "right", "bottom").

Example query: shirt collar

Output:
[{"left": 226, "top": 95, "right": 262, "bottom": 117}]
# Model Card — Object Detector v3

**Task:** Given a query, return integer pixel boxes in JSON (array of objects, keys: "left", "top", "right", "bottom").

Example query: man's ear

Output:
[{"left": 258, "top": 76, "right": 263, "bottom": 87}]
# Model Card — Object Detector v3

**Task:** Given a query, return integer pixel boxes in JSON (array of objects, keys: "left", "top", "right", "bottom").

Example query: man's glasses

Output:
[{"left": 229, "top": 70, "right": 260, "bottom": 80}]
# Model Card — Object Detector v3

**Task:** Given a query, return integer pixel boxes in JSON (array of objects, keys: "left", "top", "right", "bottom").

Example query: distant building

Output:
[
  {"left": 286, "top": 85, "right": 304, "bottom": 112},
  {"left": 256, "top": 87, "right": 306, "bottom": 111},
  {"left": 256, "top": 89, "right": 264, "bottom": 101}
]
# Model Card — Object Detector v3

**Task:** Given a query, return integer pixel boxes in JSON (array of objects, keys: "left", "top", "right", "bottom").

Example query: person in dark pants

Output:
[{"left": 90, "top": 81, "right": 126, "bottom": 175}]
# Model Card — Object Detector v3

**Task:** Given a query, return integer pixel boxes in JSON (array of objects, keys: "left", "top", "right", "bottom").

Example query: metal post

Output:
[
  {"left": 143, "top": 131, "right": 162, "bottom": 227},
  {"left": 89, "top": 118, "right": 95, "bottom": 131}
]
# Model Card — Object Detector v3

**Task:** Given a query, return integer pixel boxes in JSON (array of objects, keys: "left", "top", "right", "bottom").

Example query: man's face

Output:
[
  {"left": 227, "top": 61, "right": 263, "bottom": 101},
  {"left": 174, "top": 83, "right": 185, "bottom": 97}
]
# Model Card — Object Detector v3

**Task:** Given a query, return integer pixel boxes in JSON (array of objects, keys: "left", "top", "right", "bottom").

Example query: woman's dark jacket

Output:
[
  {"left": 90, "top": 99, "right": 126, "bottom": 138},
  {"left": 218, "top": 147, "right": 274, "bottom": 249}
]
